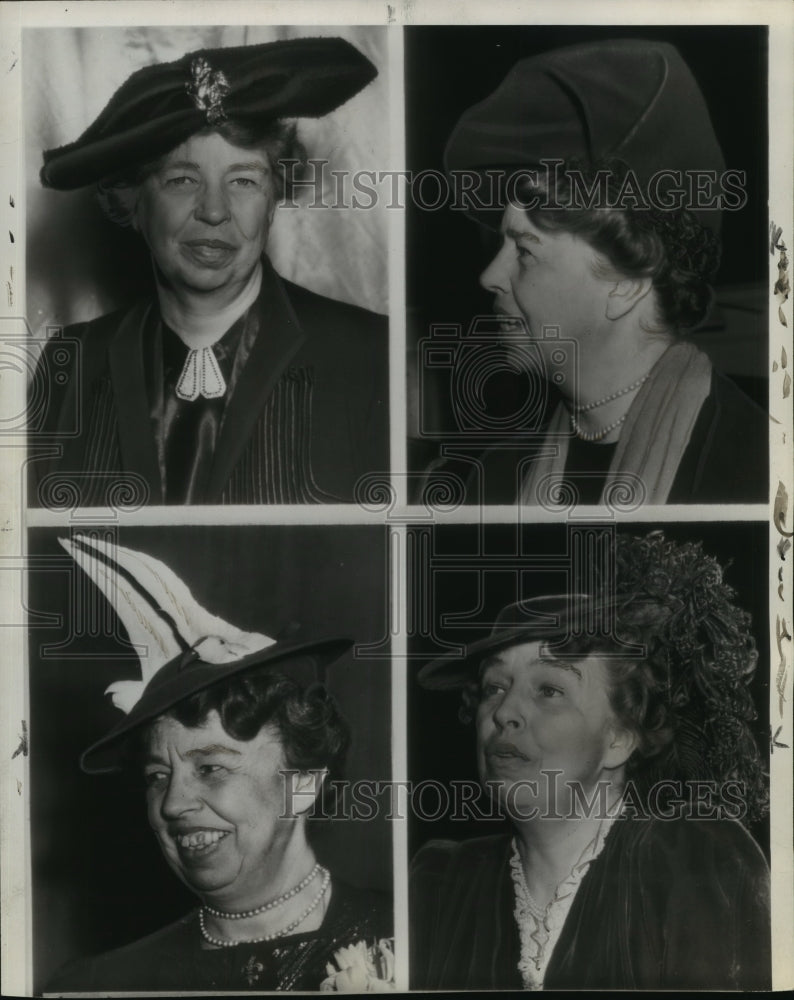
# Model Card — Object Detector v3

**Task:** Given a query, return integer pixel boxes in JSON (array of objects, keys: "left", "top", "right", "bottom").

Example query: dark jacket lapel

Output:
[
  {"left": 107, "top": 301, "right": 164, "bottom": 504},
  {"left": 204, "top": 261, "right": 306, "bottom": 501}
]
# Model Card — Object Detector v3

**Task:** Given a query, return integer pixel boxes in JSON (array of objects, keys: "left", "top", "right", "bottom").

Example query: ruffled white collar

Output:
[{"left": 509, "top": 812, "right": 618, "bottom": 990}]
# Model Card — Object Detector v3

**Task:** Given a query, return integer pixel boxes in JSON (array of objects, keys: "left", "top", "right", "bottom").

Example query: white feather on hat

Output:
[{"left": 59, "top": 535, "right": 275, "bottom": 713}]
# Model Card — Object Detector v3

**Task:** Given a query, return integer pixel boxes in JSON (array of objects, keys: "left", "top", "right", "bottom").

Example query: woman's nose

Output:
[
  {"left": 479, "top": 244, "right": 510, "bottom": 295},
  {"left": 160, "top": 771, "right": 199, "bottom": 818},
  {"left": 492, "top": 689, "right": 525, "bottom": 730},
  {"left": 194, "top": 182, "right": 231, "bottom": 225}
]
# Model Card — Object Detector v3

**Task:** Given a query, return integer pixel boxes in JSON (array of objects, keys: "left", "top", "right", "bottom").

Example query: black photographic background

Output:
[
  {"left": 28, "top": 525, "right": 391, "bottom": 992},
  {"left": 406, "top": 26, "right": 769, "bottom": 472},
  {"left": 409, "top": 521, "right": 770, "bottom": 859}
]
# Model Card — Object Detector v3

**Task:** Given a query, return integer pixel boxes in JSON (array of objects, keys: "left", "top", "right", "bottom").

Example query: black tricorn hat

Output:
[
  {"left": 59, "top": 534, "right": 352, "bottom": 774},
  {"left": 418, "top": 593, "right": 643, "bottom": 690},
  {"left": 41, "top": 36, "right": 378, "bottom": 190}
]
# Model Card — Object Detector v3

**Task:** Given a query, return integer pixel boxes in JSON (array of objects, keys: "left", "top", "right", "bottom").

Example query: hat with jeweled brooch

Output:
[{"left": 41, "top": 37, "right": 377, "bottom": 190}]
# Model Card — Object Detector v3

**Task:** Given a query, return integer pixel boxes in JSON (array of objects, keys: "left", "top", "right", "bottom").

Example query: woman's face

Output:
[
  {"left": 479, "top": 203, "right": 616, "bottom": 356},
  {"left": 144, "top": 709, "right": 299, "bottom": 909},
  {"left": 476, "top": 640, "right": 633, "bottom": 819},
  {"left": 133, "top": 131, "right": 276, "bottom": 301}
]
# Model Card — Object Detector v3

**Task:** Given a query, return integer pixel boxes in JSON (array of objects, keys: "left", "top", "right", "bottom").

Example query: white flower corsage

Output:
[{"left": 319, "top": 938, "right": 396, "bottom": 992}]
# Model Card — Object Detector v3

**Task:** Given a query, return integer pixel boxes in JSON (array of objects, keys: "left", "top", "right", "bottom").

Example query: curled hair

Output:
[
  {"left": 464, "top": 531, "right": 768, "bottom": 823},
  {"left": 605, "top": 532, "right": 766, "bottom": 822},
  {"left": 96, "top": 119, "right": 308, "bottom": 227},
  {"left": 515, "top": 159, "right": 721, "bottom": 332},
  {"left": 166, "top": 666, "right": 349, "bottom": 780}
]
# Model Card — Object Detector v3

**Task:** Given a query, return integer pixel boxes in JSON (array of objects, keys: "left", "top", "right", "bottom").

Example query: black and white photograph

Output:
[
  {"left": 0, "top": 1, "right": 792, "bottom": 997},
  {"left": 409, "top": 521, "right": 771, "bottom": 990},
  {"left": 27, "top": 525, "right": 393, "bottom": 993},
  {"left": 24, "top": 25, "right": 390, "bottom": 507},
  {"left": 407, "top": 26, "right": 770, "bottom": 506}
]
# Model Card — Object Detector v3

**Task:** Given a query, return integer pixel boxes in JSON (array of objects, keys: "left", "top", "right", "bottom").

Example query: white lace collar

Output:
[{"left": 509, "top": 813, "right": 618, "bottom": 990}]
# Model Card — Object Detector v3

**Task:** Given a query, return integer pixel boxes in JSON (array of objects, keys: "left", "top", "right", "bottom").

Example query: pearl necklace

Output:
[
  {"left": 569, "top": 411, "right": 628, "bottom": 443},
  {"left": 198, "top": 868, "right": 330, "bottom": 948},
  {"left": 203, "top": 863, "right": 322, "bottom": 920},
  {"left": 572, "top": 372, "right": 651, "bottom": 413}
]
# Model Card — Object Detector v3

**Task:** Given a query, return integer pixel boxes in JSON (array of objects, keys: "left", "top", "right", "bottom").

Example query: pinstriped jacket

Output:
[{"left": 29, "top": 261, "right": 388, "bottom": 506}]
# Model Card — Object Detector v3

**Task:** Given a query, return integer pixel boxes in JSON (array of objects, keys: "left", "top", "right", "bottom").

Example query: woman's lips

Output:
[
  {"left": 172, "top": 828, "right": 230, "bottom": 863},
  {"left": 486, "top": 740, "right": 530, "bottom": 761},
  {"left": 181, "top": 240, "right": 237, "bottom": 268}
]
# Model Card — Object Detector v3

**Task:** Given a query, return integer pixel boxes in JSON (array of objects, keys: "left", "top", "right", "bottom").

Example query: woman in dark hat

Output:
[
  {"left": 31, "top": 37, "right": 388, "bottom": 507},
  {"left": 438, "top": 39, "right": 767, "bottom": 505},
  {"left": 47, "top": 535, "right": 393, "bottom": 992},
  {"left": 410, "top": 531, "right": 770, "bottom": 990}
]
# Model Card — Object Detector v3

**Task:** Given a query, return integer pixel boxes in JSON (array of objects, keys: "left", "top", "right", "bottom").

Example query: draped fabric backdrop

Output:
[{"left": 24, "top": 25, "right": 390, "bottom": 338}]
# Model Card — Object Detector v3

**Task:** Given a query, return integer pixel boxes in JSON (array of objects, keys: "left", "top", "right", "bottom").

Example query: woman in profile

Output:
[{"left": 438, "top": 39, "right": 767, "bottom": 505}]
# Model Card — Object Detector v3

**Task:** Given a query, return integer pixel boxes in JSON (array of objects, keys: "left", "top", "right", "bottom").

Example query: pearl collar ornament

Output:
[{"left": 176, "top": 345, "right": 227, "bottom": 401}]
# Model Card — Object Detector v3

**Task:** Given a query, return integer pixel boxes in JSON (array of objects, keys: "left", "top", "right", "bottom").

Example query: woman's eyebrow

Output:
[
  {"left": 505, "top": 227, "right": 542, "bottom": 244},
  {"left": 161, "top": 160, "right": 200, "bottom": 171},
  {"left": 227, "top": 162, "right": 270, "bottom": 173},
  {"left": 184, "top": 744, "right": 242, "bottom": 758},
  {"left": 539, "top": 659, "right": 582, "bottom": 679}
]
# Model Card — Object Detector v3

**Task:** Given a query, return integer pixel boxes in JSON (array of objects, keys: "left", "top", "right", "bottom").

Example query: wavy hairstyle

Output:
[
  {"left": 168, "top": 666, "right": 349, "bottom": 778},
  {"left": 128, "top": 666, "right": 349, "bottom": 820},
  {"left": 515, "top": 159, "right": 722, "bottom": 332},
  {"left": 96, "top": 119, "right": 308, "bottom": 228},
  {"left": 463, "top": 531, "right": 768, "bottom": 823}
]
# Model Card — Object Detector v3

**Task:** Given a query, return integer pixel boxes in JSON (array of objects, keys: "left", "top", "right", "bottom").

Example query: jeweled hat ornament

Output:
[
  {"left": 62, "top": 535, "right": 352, "bottom": 773},
  {"left": 40, "top": 36, "right": 377, "bottom": 190}
]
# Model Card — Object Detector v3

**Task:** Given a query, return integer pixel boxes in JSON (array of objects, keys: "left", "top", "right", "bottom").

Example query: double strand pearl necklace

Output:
[
  {"left": 569, "top": 411, "right": 627, "bottom": 443},
  {"left": 572, "top": 372, "right": 651, "bottom": 413},
  {"left": 569, "top": 371, "right": 651, "bottom": 442},
  {"left": 199, "top": 866, "right": 331, "bottom": 949},
  {"left": 203, "top": 863, "right": 322, "bottom": 920}
]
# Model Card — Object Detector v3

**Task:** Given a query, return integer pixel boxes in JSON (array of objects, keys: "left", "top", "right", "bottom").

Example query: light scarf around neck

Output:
[{"left": 519, "top": 341, "right": 713, "bottom": 507}]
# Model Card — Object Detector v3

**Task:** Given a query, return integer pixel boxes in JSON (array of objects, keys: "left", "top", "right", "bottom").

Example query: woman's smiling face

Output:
[
  {"left": 479, "top": 203, "right": 616, "bottom": 351},
  {"left": 133, "top": 131, "right": 276, "bottom": 300},
  {"left": 475, "top": 640, "right": 633, "bottom": 817},
  {"left": 144, "top": 710, "right": 296, "bottom": 910}
]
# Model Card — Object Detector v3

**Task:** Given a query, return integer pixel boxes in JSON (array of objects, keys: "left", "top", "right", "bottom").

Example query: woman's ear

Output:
[
  {"left": 605, "top": 277, "right": 653, "bottom": 321},
  {"left": 603, "top": 724, "right": 638, "bottom": 770},
  {"left": 283, "top": 768, "right": 328, "bottom": 818}
]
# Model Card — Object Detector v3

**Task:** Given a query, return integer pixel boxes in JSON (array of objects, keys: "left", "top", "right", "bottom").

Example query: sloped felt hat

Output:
[
  {"left": 41, "top": 36, "right": 378, "bottom": 190},
  {"left": 418, "top": 592, "right": 644, "bottom": 690},
  {"left": 444, "top": 39, "right": 725, "bottom": 231},
  {"left": 62, "top": 535, "right": 352, "bottom": 773}
]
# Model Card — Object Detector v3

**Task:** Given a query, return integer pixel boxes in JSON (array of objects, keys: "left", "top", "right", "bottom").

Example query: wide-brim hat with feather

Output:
[
  {"left": 61, "top": 535, "right": 352, "bottom": 774},
  {"left": 41, "top": 36, "right": 377, "bottom": 190}
]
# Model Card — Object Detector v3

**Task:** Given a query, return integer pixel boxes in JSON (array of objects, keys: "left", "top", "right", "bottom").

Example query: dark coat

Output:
[
  {"left": 409, "top": 817, "right": 771, "bottom": 991},
  {"left": 422, "top": 369, "right": 768, "bottom": 505},
  {"left": 29, "top": 261, "right": 388, "bottom": 506},
  {"left": 46, "top": 881, "right": 392, "bottom": 993}
]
